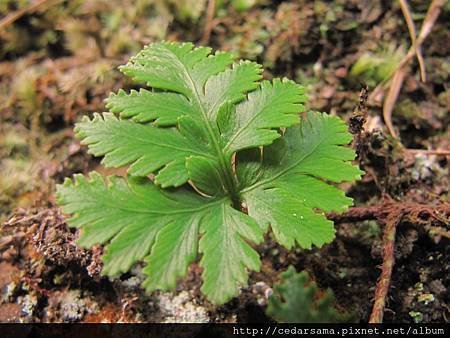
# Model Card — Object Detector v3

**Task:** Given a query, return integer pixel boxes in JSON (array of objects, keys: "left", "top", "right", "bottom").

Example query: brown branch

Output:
[
  {"left": 406, "top": 148, "right": 450, "bottom": 156},
  {"left": 369, "top": 0, "right": 445, "bottom": 136},
  {"left": 329, "top": 200, "right": 450, "bottom": 323},
  {"left": 369, "top": 211, "right": 402, "bottom": 323},
  {"left": 417, "top": 0, "right": 447, "bottom": 45},
  {"left": 201, "top": 0, "right": 216, "bottom": 45},
  {"left": 380, "top": 0, "right": 444, "bottom": 87},
  {"left": 399, "top": 0, "right": 426, "bottom": 81},
  {"left": 0, "top": 0, "right": 51, "bottom": 33},
  {"left": 382, "top": 67, "right": 406, "bottom": 139},
  {"left": 327, "top": 205, "right": 379, "bottom": 223},
  {"left": 329, "top": 201, "right": 450, "bottom": 226},
  {"left": 426, "top": 226, "right": 450, "bottom": 239}
]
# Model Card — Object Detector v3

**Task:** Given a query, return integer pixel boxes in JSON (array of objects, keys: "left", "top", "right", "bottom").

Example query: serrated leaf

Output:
[
  {"left": 101, "top": 41, "right": 304, "bottom": 195},
  {"left": 106, "top": 89, "right": 195, "bottom": 126},
  {"left": 203, "top": 61, "right": 262, "bottom": 119},
  {"left": 199, "top": 204, "right": 262, "bottom": 304},
  {"left": 75, "top": 112, "right": 208, "bottom": 187},
  {"left": 238, "top": 112, "right": 364, "bottom": 249},
  {"left": 266, "top": 266, "right": 353, "bottom": 323},
  {"left": 119, "top": 43, "right": 211, "bottom": 96},
  {"left": 57, "top": 42, "right": 362, "bottom": 306},
  {"left": 56, "top": 173, "right": 263, "bottom": 303},
  {"left": 142, "top": 213, "right": 201, "bottom": 291},
  {"left": 224, "top": 79, "right": 306, "bottom": 155},
  {"left": 57, "top": 173, "right": 203, "bottom": 276}
]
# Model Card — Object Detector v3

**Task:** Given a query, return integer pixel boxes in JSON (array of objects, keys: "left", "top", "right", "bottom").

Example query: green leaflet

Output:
[
  {"left": 57, "top": 41, "right": 362, "bottom": 305},
  {"left": 100, "top": 41, "right": 305, "bottom": 194},
  {"left": 266, "top": 266, "right": 354, "bottom": 323},
  {"left": 238, "top": 112, "right": 364, "bottom": 249},
  {"left": 106, "top": 89, "right": 196, "bottom": 126},
  {"left": 223, "top": 79, "right": 306, "bottom": 156},
  {"left": 199, "top": 203, "right": 263, "bottom": 304},
  {"left": 75, "top": 113, "right": 209, "bottom": 187},
  {"left": 57, "top": 173, "right": 263, "bottom": 302}
]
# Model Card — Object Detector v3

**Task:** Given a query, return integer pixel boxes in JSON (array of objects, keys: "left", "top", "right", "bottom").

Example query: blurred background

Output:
[{"left": 0, "top": 0, "right": 449, "bottom": 323}]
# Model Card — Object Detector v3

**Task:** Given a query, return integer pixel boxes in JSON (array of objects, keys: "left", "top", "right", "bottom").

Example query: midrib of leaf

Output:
[
  {"left": 223, "top": 112, "right": 257, "bottom": 153},
  {"left": 220, "top": 204, "right": 234, "bottom": 263},
  {"left": 101, "top": 126, "right": 215, "bottom": 159},
  {"left": 172, "top": 51, "right": 240, "bottom": 207},
  {"left": 157, "top": 213, "right": 201, "bottom": 284},
  {"left": 240, "top": 136, "right": 326, "bottom": 194},
  {"left": 79, "top": 194, "right": 226, "bottom": 216},
  {"left": 222, "top": 88, "right": 282, "bottom": 154}
]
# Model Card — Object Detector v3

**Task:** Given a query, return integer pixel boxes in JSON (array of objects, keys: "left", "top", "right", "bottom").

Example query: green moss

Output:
[{"left": 351, "top": 46, "right": 404, "bottom": 86}]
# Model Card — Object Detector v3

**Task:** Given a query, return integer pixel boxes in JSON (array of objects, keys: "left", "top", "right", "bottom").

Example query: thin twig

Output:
[
  {"left": 399, "top": 0, "right": 426, "bottom": 81},
  {"left": 394, "top": 0, "right": 444, "bottom": 81},
  {"left": 406, "top": 148, "right": 450, "bottom": 156},
  {"left": 375, "top": 0, "right": 445, "bottom": 139},
  {"left": 329, "top": 201, "right": 450, "bottom": 323},
  {"left": 382, "top": 68, "right": 406, "bottom": 139},
  {"left": 201, "top": 0, "right": 216, "bottom": 45},
  {"left": 369, "top": 212, "right": 401, "bottom": 323},
  {"left": 426, "top": 226, "right": 450, "bottom": 239},
  {"left": 329, "top": 201, "right": 450, "bottom": 226},
  {"left": 370, "top": 0, "right": 445, "bottom": 104},
  {"left": 0, "top": 0, "right": 51, "bottom": 33},
  {"left": 417, "top": 0, "right": 446, "bottom": 45}
]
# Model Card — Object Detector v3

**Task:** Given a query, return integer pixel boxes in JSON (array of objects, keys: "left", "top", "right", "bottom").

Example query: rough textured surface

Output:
[{"left": 1, "top": 0, "right": 449, "bottom": 323}]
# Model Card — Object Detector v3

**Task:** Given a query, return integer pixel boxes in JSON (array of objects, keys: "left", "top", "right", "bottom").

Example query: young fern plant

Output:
[
  {"left": 266, "top": 266, "right": 354, "bottom": 323},
  {"left": 57, "top": 42, "right": 363, "bottom": 305}
]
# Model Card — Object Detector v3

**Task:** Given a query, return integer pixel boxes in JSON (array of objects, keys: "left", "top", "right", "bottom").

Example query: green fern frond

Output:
[{"left": 57, "top": 42, "right": 362, "bottom": 305}]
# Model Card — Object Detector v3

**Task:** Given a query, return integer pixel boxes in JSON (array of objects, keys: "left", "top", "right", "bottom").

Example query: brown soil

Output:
[{"left": 0, "top": 0, "right": 448, "bottom": 324}]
